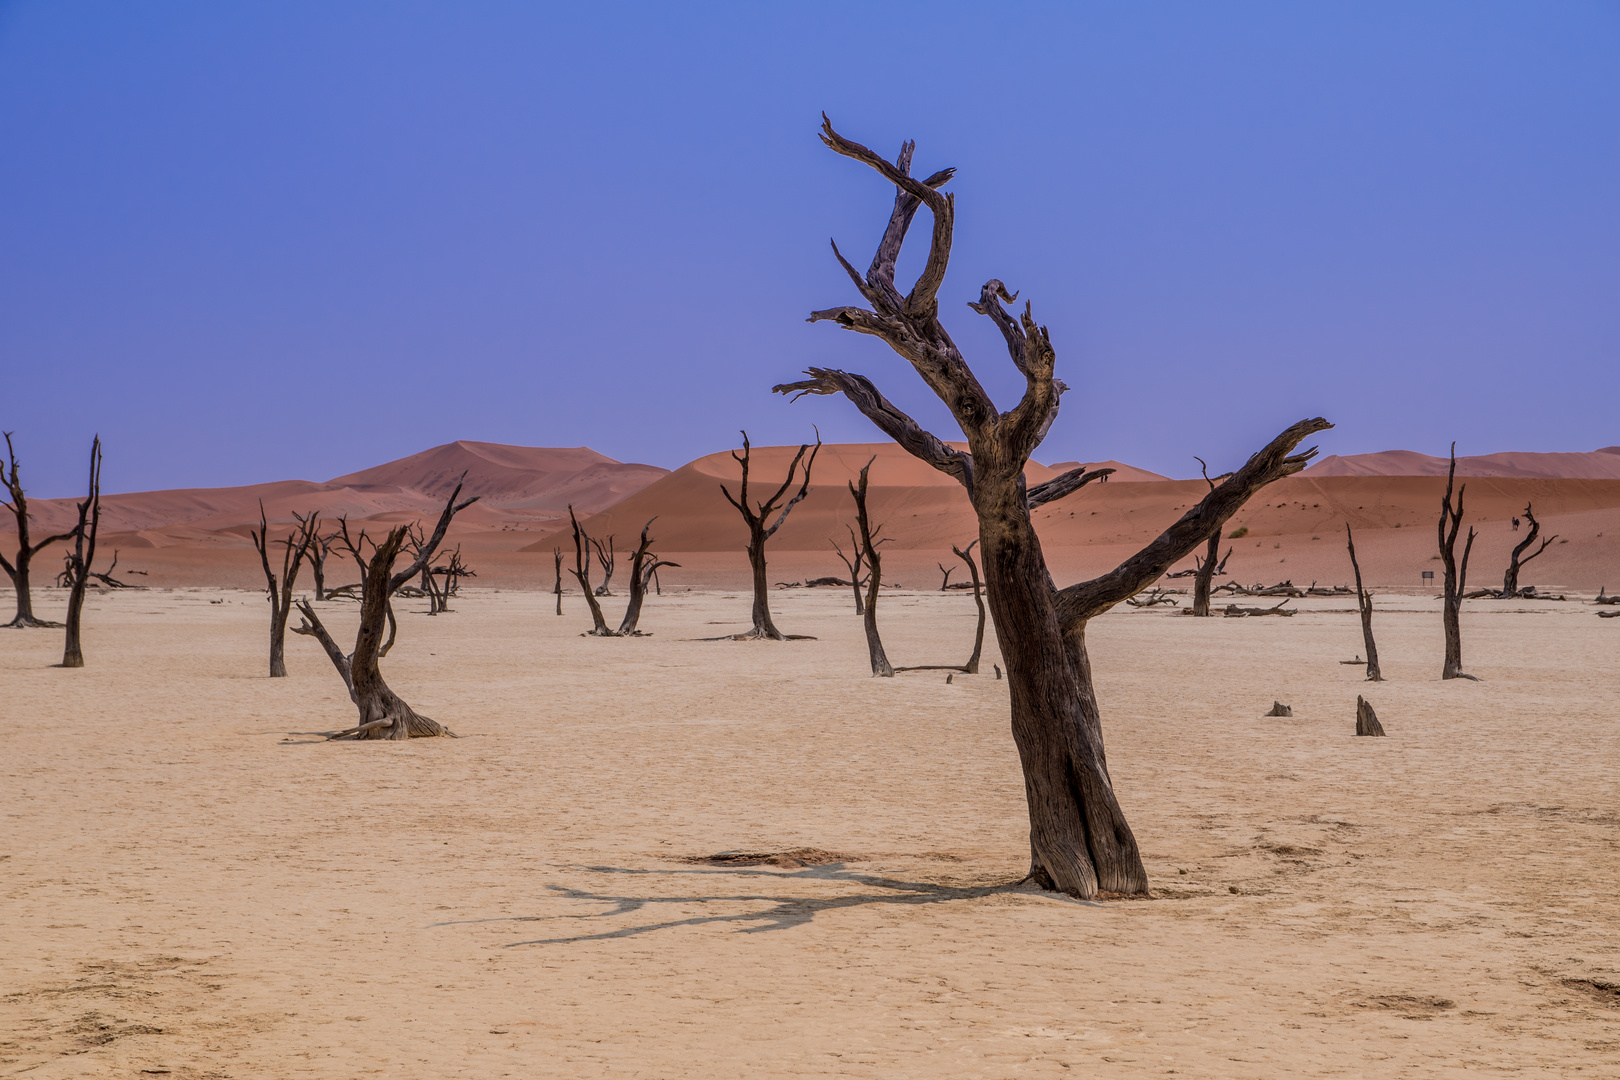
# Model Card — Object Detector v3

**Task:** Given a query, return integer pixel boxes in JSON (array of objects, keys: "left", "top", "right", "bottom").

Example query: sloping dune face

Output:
[{"left": 1308, "top": 447, "right": 1620, "bottom": 480}]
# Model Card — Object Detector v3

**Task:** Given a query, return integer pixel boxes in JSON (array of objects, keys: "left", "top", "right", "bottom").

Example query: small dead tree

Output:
[
  {"left": 60, "top": 436, "right": 103, "bottom": 668},
  {"left": 830, "top": 527, "right": 867, "bottom": 615},
  {"left": 591, "top": 534, "right": 617, "bottom": 596},
  {"left": 719, "top": 430, "right": 822, "bottom": 640},
  {"left": 1502, "top": 503, "right": 1555, "bottom": 598},
  {"left": 568, "top": 506, "right": 614, "bottom": 635},
  {"left": 937, "top": 561, "right": 955, "bottom": 590},
  {"left": 1437, "top": 444, "right": 1478, "bottom": 680},
  {"left": 1189, "top": 457, "right": 1235, "bottom": 617},
  {"left": 1345, "top": 523, "right": 1382, "bottom": 681},
  {"left": 304, "top": 518, "right": 333, "bottom": 601},
  {"left": 849, "top": 457, "right": 892, "bottom": 676},
  {"left": 776, "top": 119, "right": 1329, "bottom": 897},
  {"left": 616, "top": 518, "right": 679, "bottom": 636},
  {"left": 553, "top": 547, "right": 564, "bottom": 615},
  {"left": 250, "top": 501, "right": 318, "bottom": 677},
  {"left": 954, "top": 539, "right": 987, "bottom": 674},
  {"left": 1, "top": 432, "right": 78, "bottom": 628},
  {"left": 293, "top": 482, "right": 477, "bottom": 739}
]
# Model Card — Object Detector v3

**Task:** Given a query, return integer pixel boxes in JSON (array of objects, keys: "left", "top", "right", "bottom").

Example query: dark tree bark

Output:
[
  {"left": 553, "top": 547, "right": 564, "bottom": 615},
  {"left": 937, "top": 562, "right": 955, "bottom": 590},
  {"left": 294, "top": 483, "right": 477, "bottom": 739},
  {"left": 1502, "top": 503, "right": 1555, "bottom": 598},
  {"left": 831, "top": 528, "right": 866, "bottom": 615},
  {"left": 953, "top": 539, "right": 987, "bottom": 674},
  {"left": 1437, "top": 444, "right": 1478, "bottom": 680},
  {"left": 568, "top": 506, "right": 614, "bottom": 635},
  {"left": 59, "top": 437, "right": 103, "bottom": 668},
  {"left": 1188, "top": 458, "right": 1235, "bottom": 617},
  {"left": 617, "top": 518, "right": 679, "bottom": 636},
  {"left": 719, "top": 430, "right": 822, "bottom": 640},
  {"left": 1345, "top": 523, "right": 1382, "bottom": 681},
  {"left": 305, "top": 520, "right": 332, "bottom": 601},
  {"left": 776, "top": 119, "right": 1331, "bottom": 898},
  {"left": 250, "top": 502, "right": 318, "bottom": 677},
  {"left": 848, "top": 457, "right": 893, "bottom": 676},
  {"left": 1, "top": 432, "right": 77, "bottom": 628}
]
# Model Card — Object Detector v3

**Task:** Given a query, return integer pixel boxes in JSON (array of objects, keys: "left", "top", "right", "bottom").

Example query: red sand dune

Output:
[{"left": 1308, "top": 446, "right": 1620, "bottom": 480}]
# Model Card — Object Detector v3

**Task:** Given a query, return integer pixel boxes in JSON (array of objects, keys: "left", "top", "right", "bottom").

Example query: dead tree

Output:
[
  {"left": 937, "top": 562, "right": 955, "bottom": 590},
  {"left": 1344, "top": 523, "right": 1382, "bottom": 681},
  {"left": 1355, "top": 695, "right": 1385, "bottom": 736},
  {"left": 1189, "top": 457, "right": 1235, "bottom": 616},
  {"left": 591, "top": 534, "right": 617, "bottom": 596},
  {"left": 292, "top": 482, "right": 477, "bottom": 739},
  {"left": 616, "top": 518, "right": 679, "bottom": 635},
  {"left": 954, "top": 539, "right": 987, "bottom": 674},
  {"left": 1437, "top": 444, "right": 1478, "bottom": 680},
  {"left": 553, "top": 547, "right": 564, "bottom": 615},
  {"left": 59, "top": 437, "right": 103, "bottom": 668},
  {"left": 719, "top": 430, "right": 822, "bottom": 640},
  {"left": 1502, "top": 503, "right": 1555, "bottom": 598},
  {"left": 568, "top": 506, "right": 614, "bottom": 635},
  {"left": 250, "top": 501, "right": 317, "bottom": 677},
  {"left": 849, "top": 457, "right": 893, "bottom": 676},
  {"left": 303, "top": 517, "right": 333, "bottom": 601},
  {"left": 830, "top": 528, "right": 867, "bottom": 614},
  {"left": 1, "top": 432, "right": 78, "bottom": 628},
  {"left": 776, "top": 119, "right": 1330, "bottom": 898}
]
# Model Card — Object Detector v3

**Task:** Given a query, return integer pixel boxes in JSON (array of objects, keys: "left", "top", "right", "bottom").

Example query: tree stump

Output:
[
  {"left": 1355, "top": 695, "right": 1385, "bottom": 737},
  {"left": 1265, "top": 701, "right": 1292, "bottom": 717}
]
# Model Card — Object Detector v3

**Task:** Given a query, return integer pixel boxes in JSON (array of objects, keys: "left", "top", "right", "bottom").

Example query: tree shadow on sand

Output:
[{"left": 435, "top": 862, "right": 1063, "bottom": 947}]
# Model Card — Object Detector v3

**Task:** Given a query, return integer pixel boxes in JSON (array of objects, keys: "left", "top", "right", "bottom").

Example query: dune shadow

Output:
[{"left": 438, "top": 863, "right": 1038, "bottom": 947}]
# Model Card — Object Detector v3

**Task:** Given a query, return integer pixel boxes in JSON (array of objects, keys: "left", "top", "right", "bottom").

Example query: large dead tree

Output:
[
  {"left": 1189, "top": 457, "right": 1235, "bottom": 617},
  {"left": 719, "top": 430, "right": 822, "bottom": 640},
  {"left": 59, "top": 437, "right": 103, "bottom": 668},
  {"left": 293, "top": 483, "right": 477, "bottom": 738},
  {"left": 1, "top": 432, "right": 78, "bottom": 628},
  {"left": 1437, "top": 444, "right": 1477, "bottom": 680},
  {"left": 848, "top": 457, "right": 892, "bottom": 676},
  {"left": 1345, "top": 523, "right": 1382, "bottom": 681},
  {"left": 250, "top": 501, "right": 318, "bottom": 677},
  {"left": 1502, "top": 503, "right": 1555, "bottom": 598},
  {"left": 776, "top": 119, "right": 1330, "bottom": 898}
]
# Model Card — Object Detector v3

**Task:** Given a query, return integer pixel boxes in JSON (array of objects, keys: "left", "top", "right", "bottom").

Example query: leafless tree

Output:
[
  {"left": 1189, "top": 457, "right": 1235, "bottom": 616},
  {"left": 719, "top": 430, "right": 822, "bottom": 640},
  {"left": 568, "top": 505, "right": 614, "bottom": 635},
  {"left": 830, "top": 527, "right": 867, "bottom": 615},
  {"left": 250, "top": 501, "right": 318, "bottom": 677},
  {"left": 59, "top": 437, "right": 103, "bottom": 668},
  {"left": 1345, "top": 523, "right": 1382, "bottom": 681},
  {"left": 292, "top": 482, "right": 478, "bottom": 739},
  {"left": 775, "top": 119, "right": 1330, "bottom": 898},
  {"left": 616, "top": 518, "right": 679, "bottom": 636},
  {"left": 937, "top": 561, "right": 955, "bottom": 590},
  {"left": 953, "top": 539, "right": 987, "bottom": 674},
  {"left": 553, "top": 547, "right": 564, "bottom": 615},
  {"left": 1437, "top": 444, "right": 1478, "bottom": 680},
  {"left": 848, "top": 457, "right": 892, "bottom": 676},
  {"left": 302, "top": 516, "right": 333, "bottom": 601},
  {"left": 1, "top": 432, "right": 77, "bottom": 628},
  {"left": 591, "top": 534, "right": 617, "bottom": 596},
  {"left": 1501, "top": 503, "right": 1555, "bottom": 598}
]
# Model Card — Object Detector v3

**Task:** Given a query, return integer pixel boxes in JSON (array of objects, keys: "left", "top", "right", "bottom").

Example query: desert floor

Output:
[{"left": 2, "top": 585, "right": 1618, "bottom": 1078}]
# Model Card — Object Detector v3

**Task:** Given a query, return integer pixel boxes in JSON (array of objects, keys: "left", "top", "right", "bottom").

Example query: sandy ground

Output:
[{"left": 2, "top": 584, "right": 1618, "bottom": 1078}]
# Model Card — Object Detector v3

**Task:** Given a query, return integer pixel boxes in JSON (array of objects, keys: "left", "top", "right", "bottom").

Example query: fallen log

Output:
[{"left": 1224, "top": 600, "right": 1295, "bottom": 617}]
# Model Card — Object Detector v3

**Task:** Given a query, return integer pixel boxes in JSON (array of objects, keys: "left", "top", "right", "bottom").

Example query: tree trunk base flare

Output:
[
  {"left": 2, "top": 615, "right": 64, "bottom": 629},
  {"left": 1355, "top": 695, "right": 1386, "bottom": 736},
  {"left": 1265, "top": 701, "right": 1292, "bottom": 717}
]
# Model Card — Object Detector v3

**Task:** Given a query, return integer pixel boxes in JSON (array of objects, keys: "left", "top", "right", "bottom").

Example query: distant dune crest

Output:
[{"left": 1307, "top": 447, "right": 1620, "bottom": 480}]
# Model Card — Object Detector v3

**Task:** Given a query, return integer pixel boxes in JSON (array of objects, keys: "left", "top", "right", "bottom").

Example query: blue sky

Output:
[{"left": 3, "top": 1, "right": 1616, "bottom": 496}]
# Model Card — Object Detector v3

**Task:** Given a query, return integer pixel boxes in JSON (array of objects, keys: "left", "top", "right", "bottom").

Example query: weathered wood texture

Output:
[
  {"left": 1, "top": 432, "right": 77, "bottom": 628},
  {"left": 59, "top": 437, "right": 104, "bottom": 668},
  {"left": 1345, "top": 523, "right": 1383, "bottom": 681},
  {"left": 1356, "top": 695, "right": 1386, "bottom": 736},
  {"left": 775, "top": 118, "right": 1331, "bottom": 898},
  {"left": 849, "top": 457, "right": 892, "bottom": 676}
]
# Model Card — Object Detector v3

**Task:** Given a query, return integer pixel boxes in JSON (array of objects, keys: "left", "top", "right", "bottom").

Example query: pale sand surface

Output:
[{"left": 3, "top": 586, "right": 1618, "bottom": 1077}]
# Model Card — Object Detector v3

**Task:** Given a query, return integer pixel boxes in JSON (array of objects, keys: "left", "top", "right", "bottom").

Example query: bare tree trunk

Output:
[
  {"left": 553, "top": 547, "right": 563, "bottom": 615},
  {"left": 848, "top": 457, "right": 892, "bottom": 676},
  {"left": 1502, "top": 503, "right": 1555, "bottom": 597},
  {"left": 616, "top": 518, "right": 679, "bottom": 636},
  {"left": 776, "top": 120, "right": 1331, "bottom": 897},
  {"left": 591, "top": 535, "right": 616, "bottom": 596},
  {"left": 2, "top": 432, "right": 76, "bottom": 628},
  {"left": 831, "top": 529, "right": 865, "bottom": 615},
  {"left": 307, "top": 525, "right": 331, "bottom": 602},
  {"left": 953, "top": 539, "right": 986, "bottom": 674},
  {"left": 252, "top": 503, "right": 317, "bottom": 677},
  {"left": 1345, "top": 523, "right": 1382, "bottom": 681},
  {"left": 1437, "top": 444, "right": 1478, "bottom": 680},
  {"left": 720, "top": 431, "right": 821, "bottom": 640},
  {"left": 569, "top": 506, "right": 614, "bottom": 635},
  {"left": 938, "top": 562, "right": 954, "bottom": 590},
  {"left": 60, "top": 437, "right": 103, "bottom": 668},
  {"left": 1191, "top": 532, "right": 1219, "bottom": 617}
]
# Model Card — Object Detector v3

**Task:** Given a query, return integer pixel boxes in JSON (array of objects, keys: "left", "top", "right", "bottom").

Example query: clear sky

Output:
[{"left": 3, "top": 1, "right": 1616, "bottom": 496}]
